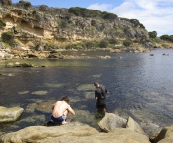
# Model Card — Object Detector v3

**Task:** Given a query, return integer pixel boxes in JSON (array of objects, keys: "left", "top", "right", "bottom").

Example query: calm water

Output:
[{"left": 0, "top": 49, "right": 173, "bottom": 134}]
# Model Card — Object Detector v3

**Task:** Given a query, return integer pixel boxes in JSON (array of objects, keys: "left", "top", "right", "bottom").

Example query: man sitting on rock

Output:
[{"left": 50, "top": 96, "right": 75, "bottom": 125}]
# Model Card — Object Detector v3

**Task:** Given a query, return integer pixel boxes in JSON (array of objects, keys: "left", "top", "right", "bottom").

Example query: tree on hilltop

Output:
[{"left": 0, "top": 0, "right": 12, "bottom": 6}]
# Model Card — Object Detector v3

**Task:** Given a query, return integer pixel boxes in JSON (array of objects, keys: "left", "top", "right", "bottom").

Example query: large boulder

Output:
[
  {"left": 37, "top": 128, "right": 150, "bottom": 143},
  {"left": 0, "top": 123, "right": 150, "bottom": 143},
  {"left": 98, "top": 113, "right": 127, "bottom": 132},
  {"left": 126, "top": 116, "right": 146, "bottom": 135},
  {"left": 0, "top": 123, "right": 99, "bottom": 143},
  {"left": 0, "top": 106, "right": 24, "bottom": 123},
  {"left": 151, "top": 125, "right": 173, "bottom": 143}
]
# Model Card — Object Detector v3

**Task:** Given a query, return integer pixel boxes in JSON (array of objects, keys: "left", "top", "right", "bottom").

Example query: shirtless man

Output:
[{"left": 51, "top": 96, "right": 75, "bottom": 124}]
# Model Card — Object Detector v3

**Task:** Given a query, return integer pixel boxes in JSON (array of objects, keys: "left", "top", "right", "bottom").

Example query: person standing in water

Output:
[{"left": 94, "top": 82, "right": 108, "bottom": 113}]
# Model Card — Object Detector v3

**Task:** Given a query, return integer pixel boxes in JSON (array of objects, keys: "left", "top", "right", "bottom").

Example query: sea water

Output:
[{"left": 0, "top": 49, "right": 173, "bottom": 134}]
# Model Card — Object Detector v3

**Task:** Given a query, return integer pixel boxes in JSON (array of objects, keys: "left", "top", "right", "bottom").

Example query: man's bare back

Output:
[
  {"left": 51, "top": 96, "right": 75, "bottom": 124},
  {"left": 52, "top": 101, "right": 75, "bottom": 117}
]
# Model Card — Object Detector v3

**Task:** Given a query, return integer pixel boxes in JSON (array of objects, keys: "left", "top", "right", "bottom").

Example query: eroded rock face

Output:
[
  {"left": 0, "top": 5, "right": 148, "bottom": 50},
  {"left": 0, "top": 106, "right": 24, "bottom": 123}
]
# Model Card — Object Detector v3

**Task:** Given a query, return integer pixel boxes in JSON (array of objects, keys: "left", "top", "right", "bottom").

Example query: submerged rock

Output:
[
  {"left": 35, "top": 101, "right": 54, "bottom": 113},
  {"left": 0, "top": 106, "right": 24, "bottom": 123},
  {"left": 77, "top": 84, "right": 94, "bottom": 91},
  {"left": 31, "top": 90, "right": 48, "bottom": 95}
]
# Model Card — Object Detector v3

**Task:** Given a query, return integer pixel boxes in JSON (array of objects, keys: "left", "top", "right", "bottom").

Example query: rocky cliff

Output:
[{"left": 0, "top": 3, "right": 149, "bottom": 51}]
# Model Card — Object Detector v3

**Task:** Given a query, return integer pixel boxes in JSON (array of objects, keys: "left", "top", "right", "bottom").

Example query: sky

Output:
[{"left": 12, "top": 0, "right": 173, "bottom": 37}]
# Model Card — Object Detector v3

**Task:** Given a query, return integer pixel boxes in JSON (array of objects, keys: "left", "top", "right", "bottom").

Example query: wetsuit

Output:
[{"left": 95, "top": 85, "right": 107, "bottom": 108}]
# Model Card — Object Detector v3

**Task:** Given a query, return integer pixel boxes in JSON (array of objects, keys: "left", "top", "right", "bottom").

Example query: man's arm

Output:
[
  {"left": 51, "top": 103, "right": 55, "bottom": 110},
  {"left": 105, "top": 88, "right": 108, "bottom": 94},
  {"left": 95, "top": 91, "right": 98, "bottom": 100},
  {"left": 67, "top": 105, "right": 75, "bottom": 115}
]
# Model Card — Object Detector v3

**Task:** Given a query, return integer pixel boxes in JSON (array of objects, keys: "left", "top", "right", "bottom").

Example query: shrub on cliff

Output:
[
  {"left": 0, "top": 19, "right": 6, "bottom": 29},
  {"left": 123, "top": 39, "right": 132, "bottom": 47},
  {"left": 39, "top": 5, "right": 49, "bottom": 11},
  {"left": 160, "top": 35, "right": 173, "bottom": 43},
  {"left": 108, "top": 39, "right": 119, "bottom": 45},
  {"left": 85, "top": 41, "right": 95, "bottom": 49},
  {"left": 149, "top": 31, "right": 157, "bottom": 38},
  {"left": 102, "top": 11, "right": 117, "bottom": 21},
  {"left": 18, "top": 0, "right": 31, "bottom": 9},
  {"left": 68, "top": 7, "right": 117, "bottom": 21},
  {"left": 0, "top": 0, "right": 12, "bottom": 6},
  {"left": 1, "top": 32, "right": 14, "bottom": 45},
  {"left": 58, "top": 19, "right": 68, "bottom": 28},
  {"left": 99, "top": 40, "right": 108, "bottom": 48},
  {"left": 69, "top": 7, "right": 101, "bottom": 18}
]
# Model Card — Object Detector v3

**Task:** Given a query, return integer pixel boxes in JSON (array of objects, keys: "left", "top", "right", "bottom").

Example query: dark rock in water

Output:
[{"left": 45, "top": 120, "right": 61, "bottom": 126}]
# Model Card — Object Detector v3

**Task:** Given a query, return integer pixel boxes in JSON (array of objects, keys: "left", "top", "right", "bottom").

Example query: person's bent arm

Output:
[
  {"left": 51, "top": 103, "right": 55, "bottom": 110},
  {"left": 95, "top": 91, "right": 98, "bottom": 100},
  {"left": 67, "top": 105, "right": 75, "bottom": 115}
]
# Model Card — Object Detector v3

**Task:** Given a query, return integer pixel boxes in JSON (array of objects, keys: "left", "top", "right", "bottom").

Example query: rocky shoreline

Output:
[
  {"left": 0, "top": 106, "right": 172, "bottom": 143},
  {"left": 0, "top": 46, "right": 153, "bottom": 61}
]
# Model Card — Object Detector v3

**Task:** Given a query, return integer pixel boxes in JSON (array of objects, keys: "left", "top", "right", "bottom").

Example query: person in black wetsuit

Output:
[{"left": 94, "top": 82, "right": 108, "bottom": 113}]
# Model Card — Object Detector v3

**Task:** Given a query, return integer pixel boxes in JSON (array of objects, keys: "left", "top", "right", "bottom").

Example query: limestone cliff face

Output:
[{"left": 0, "top": 6, "right": 148, "bottom": 49}]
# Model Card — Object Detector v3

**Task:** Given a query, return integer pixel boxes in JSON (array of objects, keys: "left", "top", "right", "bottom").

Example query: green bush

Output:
[
  {"left": 149, "top": 31, "right": 157, "bottom": 38},
  {"left": 68, "top": 7, "right": 117, "bottom": 21},
  {"left": 0, "top": 0, "right": 12, "bottom": 6},
  {"left": 108, "top": 38, "right": 119, "bottom": 44},
  {"left": 58, "top": 20, "right": 68, "bottom": 28},
  {"left": 85, "top": 41, "right": 95, "bottom": 48},
  {"left": 0, "top": 19, "right": 6, "bottom": 29},
  {"left": 1, "top": 32, "right": 14, "bottom": 45},
  {"left": 102, "top": 12, "right": 117, "bottom": 21},
  {"left": 32, "top": 11, "right": 41, "bottom": 20},
  {"left": 24, "top": 2, "right": 31, "bottom": 9},
  {"left": 65, "top": 44, "right": 79, "bottom": 49},
  {"left": 160, "top": 35, "right": 173, "bottom": 43},
  {"left": 18, "top": 1, "right": 31, "bottom": 9},
  {"left": 123, "top": 39, "right": 132, "bottom": 47},
  {"left": 99, "top": 40, "right": 108, "bottom": 48},
  {"left": 130, "top": 19, "right": 140, "bottom": 27},
  {"left": 39, "top": 5, "right": 49, "bottom": 11}
]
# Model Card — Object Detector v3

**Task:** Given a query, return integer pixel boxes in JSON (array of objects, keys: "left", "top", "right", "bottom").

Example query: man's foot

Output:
[{"left": 62, "top": 121, "right": 68, "bottom": 125}]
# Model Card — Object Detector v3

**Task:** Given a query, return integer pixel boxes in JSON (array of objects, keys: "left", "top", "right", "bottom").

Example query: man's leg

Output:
[{"left": 62, "top": 110, "right": 69, "bottom": 124}]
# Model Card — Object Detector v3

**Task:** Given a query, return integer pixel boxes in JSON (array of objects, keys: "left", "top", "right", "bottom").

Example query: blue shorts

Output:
[{"left": 51, "top": 115, "right": 66, "bottom": 123}]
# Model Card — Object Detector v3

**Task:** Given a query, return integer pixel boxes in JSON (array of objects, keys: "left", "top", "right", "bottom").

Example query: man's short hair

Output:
[
  {"left": 94, "top": 82, "right": 99, "bottom": 86},
  {"left": 61, "top": 96, "right": 69, "bottom": 102}
]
